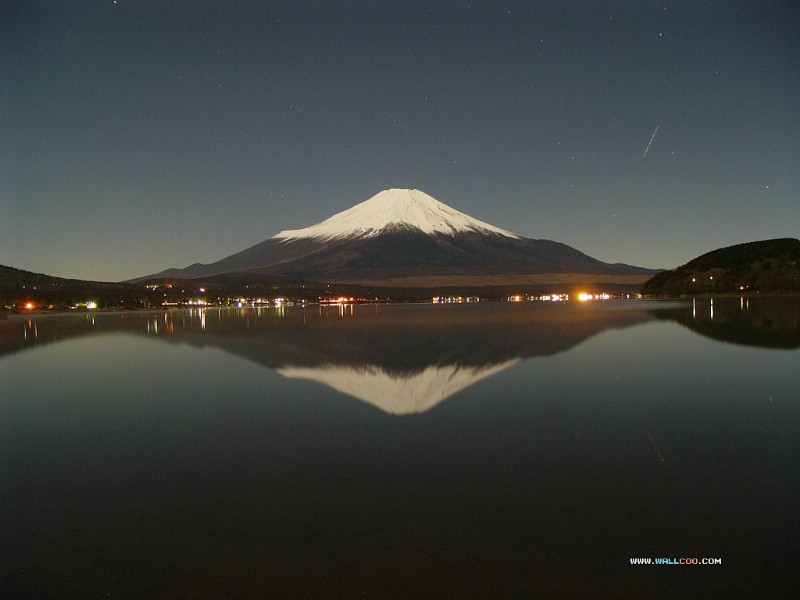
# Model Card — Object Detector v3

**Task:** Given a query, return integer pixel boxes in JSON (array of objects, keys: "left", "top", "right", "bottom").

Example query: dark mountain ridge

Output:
[
  {"left": 642, "top": 238, "right": 800, "bottom": 296},
  {"left": 137, "top": 189, "right": 657, "bottom": 285},
  {"left": 151, "top": 229, "right": 652, "bottom": 283}
]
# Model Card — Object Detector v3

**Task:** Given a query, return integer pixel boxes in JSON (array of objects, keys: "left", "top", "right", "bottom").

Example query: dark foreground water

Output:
[{"left": 1, "top": 299, "right": 798, "bottom": 598}]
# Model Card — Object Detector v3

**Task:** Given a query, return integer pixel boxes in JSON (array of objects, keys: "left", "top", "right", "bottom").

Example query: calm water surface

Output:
[{"left": 1, "top": 299, "right": 798, "bottom": 598}]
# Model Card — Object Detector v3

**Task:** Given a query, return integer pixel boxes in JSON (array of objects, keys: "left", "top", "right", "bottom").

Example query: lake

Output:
[{"left": 2, "top": 298, "right": 798, "bottom": 598}]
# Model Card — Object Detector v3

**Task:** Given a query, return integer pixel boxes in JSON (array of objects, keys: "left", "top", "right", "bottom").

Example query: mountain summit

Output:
[
  {"left": 139, "top": 188, "right": 656, "bottom": 285},
  {"left": 273, "top": 188, "right": 518, "bottom": 241}
]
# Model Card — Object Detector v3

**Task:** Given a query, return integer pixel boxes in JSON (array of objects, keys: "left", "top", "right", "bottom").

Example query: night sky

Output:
[{"left": 3, "top": 1, "right": 798, "bottom": 282}]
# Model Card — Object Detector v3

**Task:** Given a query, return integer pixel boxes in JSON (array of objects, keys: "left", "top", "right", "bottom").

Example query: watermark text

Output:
[{"left": 629, "top": 557, "right": 722, "bottom": 566}]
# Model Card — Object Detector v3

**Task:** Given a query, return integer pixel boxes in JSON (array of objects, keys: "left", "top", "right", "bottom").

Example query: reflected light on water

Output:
[
  {"left": 693, "top": 296, "right": 756, "bottom": 321},
  {"left": 1, "top": 299, "right": 798, "bottom": 598},
  {"left": 23, "top": 320, "right": 38, "bottom": 340}
]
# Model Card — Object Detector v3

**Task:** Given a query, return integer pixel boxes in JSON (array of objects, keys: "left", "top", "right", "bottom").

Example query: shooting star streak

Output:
[
  {"left": 642, "top": 124, "right": 661, "bottom": 158},
  {"left": 647, "top": 430, "right": 666, "bottom": 464}
]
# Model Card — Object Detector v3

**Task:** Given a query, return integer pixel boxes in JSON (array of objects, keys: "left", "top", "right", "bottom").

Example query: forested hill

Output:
[
  {"left": 0, "top": 265, "right": 140, "bottom": 308},
  {"left": 0, "top": 264, "right": 132, "bottom": 290},
  {"left": 642, "top": 238, "right": 800, "bottom": 296}
]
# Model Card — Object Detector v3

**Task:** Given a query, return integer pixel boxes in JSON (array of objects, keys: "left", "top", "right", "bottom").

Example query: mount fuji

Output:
[{"left": 141, "top": 189, "right": 656, "bottom": 285}]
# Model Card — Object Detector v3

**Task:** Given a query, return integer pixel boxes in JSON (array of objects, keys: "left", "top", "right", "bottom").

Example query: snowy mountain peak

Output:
[{"left": 272, "top": 188, "right": 520, "bottom": 241}]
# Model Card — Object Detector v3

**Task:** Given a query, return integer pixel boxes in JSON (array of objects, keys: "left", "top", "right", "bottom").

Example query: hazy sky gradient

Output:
[{"left": 3, "top": 1, "right": 798, "bottom": 281}]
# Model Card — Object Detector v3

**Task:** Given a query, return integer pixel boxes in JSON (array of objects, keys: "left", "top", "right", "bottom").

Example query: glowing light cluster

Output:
[
  {"left": 322, "top": 297, "right": 355, "bottom": 304},
  {"left": 432, "top": 296, "right": 479, "bottom": 303},
  {"left": 577, "top": 293, "right": 610, "bottom": 301}
]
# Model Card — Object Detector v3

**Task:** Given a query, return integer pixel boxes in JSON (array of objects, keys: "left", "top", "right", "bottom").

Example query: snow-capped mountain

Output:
[
  {"left": 273, "top": 188, "right": 518, "bottom": 241},
  {"left": 140, "top": 188, "right": 656, "bottom": 284}
]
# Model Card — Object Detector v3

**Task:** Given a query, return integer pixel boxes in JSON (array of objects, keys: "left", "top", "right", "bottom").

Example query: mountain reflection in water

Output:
[
  {"left": 3, "top": 298, "right": 797, "bottom": 413},
  {"left": 658, "top": 295, "right": 800, "bottom": 349},
  {"left": 2, "top": 298, "right": 798, "bottom": 598},
  {"left": 2, "top": 302, "right": 660, "bottom": 414}
]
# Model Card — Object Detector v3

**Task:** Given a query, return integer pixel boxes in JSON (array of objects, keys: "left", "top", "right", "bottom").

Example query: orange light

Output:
[{"left": 24, "top": 302, "right": 35, "bottom": 310}]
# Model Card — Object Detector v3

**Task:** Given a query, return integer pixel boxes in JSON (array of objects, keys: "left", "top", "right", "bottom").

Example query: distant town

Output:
[
  {"left": 2, "top": 266, "right": 645, "bottom": 316},
  {"left": 5, "top": 284, "right": 641, "bottom": 315},
  {"left": 2, "top": 238, "right": 797, "bottom": 317}
]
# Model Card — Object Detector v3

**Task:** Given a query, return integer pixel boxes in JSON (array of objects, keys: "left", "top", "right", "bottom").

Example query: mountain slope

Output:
[
  {"left": 273, "top": 188, "right": 518, "bottom": 240},
  {"left": 0, "top": 265, "right": 140, "bottom": 304},
  {"left": 642, "top": 238, "right": 800, "bottom": 296},
  {"left": 140, "top": 189, "right": 656, "bottom": 285},
  {"left": 0, "top": 264, "right": 213, "bottom": 311}
]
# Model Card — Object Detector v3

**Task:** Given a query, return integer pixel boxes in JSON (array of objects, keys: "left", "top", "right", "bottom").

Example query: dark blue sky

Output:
[{"left": 3, "top": 1, "right": 798, "bottom": 281}]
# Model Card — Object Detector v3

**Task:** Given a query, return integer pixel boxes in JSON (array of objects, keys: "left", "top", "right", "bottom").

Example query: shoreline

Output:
[{"left": 6, "top": 292, "right": 800, "bottom": 320}]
